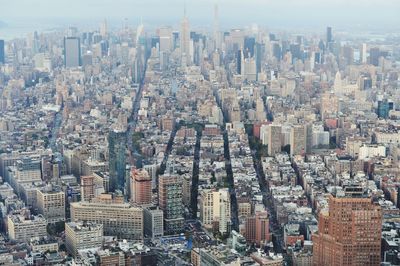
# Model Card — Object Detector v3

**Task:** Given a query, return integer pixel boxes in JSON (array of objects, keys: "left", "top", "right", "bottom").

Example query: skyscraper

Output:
[
  {"left": 159, "top": 26, "right": 173, "bottom": 52},
  {"left": 213, "top": 4, "right": 221, "bottom": 50},
  {"left": 268, "top": 124, "right": 282, "bottom": 156},
  {"left": 180, "top": 4, "right": 191, "bottom": 65},
  {"left": 326, "top": 26, "right": 333, "bottom": 43},
  {"left": 108, "top": 129, "right": 127, "bottom": 192},
  {"left": 360, "top": 43, "right": 367, "bottom": 64},
  {"left": 369, "top": 47, "right": 381, "bottom": 66},
  {"left": 158, "top": 175, "right": 184, "bottom": 235},
  {"left": 290, "top": 125, "right": 306, "bottom": 156},
  {"left": 64, "top": 37, "right": 81, "bottom": 67},
  {"left": 199, "top": 188, "right": 231, "bottom": 235},
  {"left": 0, "top": 40, "right": 4, "bottom": 64},
  {"left": 100, "top": 19, "right": 108, "bottom": 37},
  {"left": 313, "top": 191, "right": 382, "bottom": 265}
]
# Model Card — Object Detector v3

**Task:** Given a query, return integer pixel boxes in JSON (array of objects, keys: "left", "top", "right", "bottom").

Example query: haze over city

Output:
[{"left": 0, "top": 0, "right": 399, "bottom": 265}]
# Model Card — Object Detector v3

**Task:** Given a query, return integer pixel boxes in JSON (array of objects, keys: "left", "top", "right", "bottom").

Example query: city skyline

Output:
[
  {"left": 1, "top": 0, "right": 400, "bottom": 31},
  {"left": 0, "top": 0, "right": 400, "bottom": 265}
]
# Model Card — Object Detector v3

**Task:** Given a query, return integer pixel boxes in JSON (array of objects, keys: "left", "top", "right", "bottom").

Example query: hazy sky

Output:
[{"left": 1, "top": 0, "right": 400, "bottom": 30}]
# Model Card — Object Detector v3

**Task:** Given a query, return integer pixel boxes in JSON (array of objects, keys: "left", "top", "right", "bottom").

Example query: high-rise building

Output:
[
  {"left": 290, "top": 125, "right": 306, "bottom": 156},
  {"left": 199, "top": 188, "right": 231, "bottom": 235},
  {"left": 143, "top": 206, "right": 164, "bottom": 238},
  {"left": 64, "top": 37, "right": 81, "bottom": 67},
  {"left": 70, "top": 200, "right": 143, "bottom": 240},
  {"left": 369, "top": 47, "right": 381, "bottom": 66},
  {"left": 244, "top": 36, "right": 256, "bottom": 58},
  {"left": 360, "top": 43, "right": 367, "bottom": 64},
  {"left": 313, "top": 192, "right": 382, "bottom": 265},
  {"left": 131, "top": 168, "right": 152, "bottom": 204},
  {"left": 0, "top": 40, "right": 4, "bottom": 64},
  {"left": 180, "top": 5, "right": 191, "bottom": 65},
  {"left": 326, "top": 26, "right": 333, "bottom": 43},
  {"left": 236, "top": 49, "right": 242, "bottom": 74},
  {"left": 100, "top": 19, "right": 108, "bottom": 37},
  {"left": 244, "top": 211, "right": 270, "bottom": 246},
  {"left": 158, "top": 175, "right": 184, "bottom": 235},
  {"left": 268, "top": 124, "right": 282, "bottom": 156},
  {"left": 81, "top": 175, "right": 95, "bottom": 202},
  {"left": 65, "top": 222, "right": 103, "bottom": 258},
  {"left": 159, "top": 26, "right": 173, "bottom": 52},
  {"left": 213, "top": 4, "right": 221, "bottom": 50},
  {"left": 108, "top": 128, "right": 126, "bottom": 192}
]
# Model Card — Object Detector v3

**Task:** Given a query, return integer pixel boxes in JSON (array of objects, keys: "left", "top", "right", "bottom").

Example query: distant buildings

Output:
[
  {"left": 0, "top": 40, "right": 4, "bottom": 64},
  {"left": 64, "top": 37, "right": 81, "bottom": 67}
]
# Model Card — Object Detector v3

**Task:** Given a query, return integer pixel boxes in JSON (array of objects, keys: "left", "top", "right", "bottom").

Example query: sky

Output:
[{"left": 0, "top": 0, "right": 400, "bottom": 32}]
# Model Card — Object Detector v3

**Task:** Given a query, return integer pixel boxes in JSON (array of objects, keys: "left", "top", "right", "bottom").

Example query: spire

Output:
[{"left": 184, "top": 0, "right": 187, "bottom": 18}]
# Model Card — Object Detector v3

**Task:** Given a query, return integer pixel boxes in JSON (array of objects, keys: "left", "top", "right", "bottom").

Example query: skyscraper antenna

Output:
[{"left": 184, "top": 0, "right": 187, "bottom": 17}]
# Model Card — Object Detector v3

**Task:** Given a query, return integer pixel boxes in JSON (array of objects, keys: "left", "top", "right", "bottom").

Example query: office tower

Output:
[
  {"left": 159, "top": 26, "right": 173, "bottom": 52},
  {"left": 313, "top": 192, "right": 382, "bottom": 265},
  {"left": 131, "top": 168, "right": 152, "bottom": 204},
  {"left": 64, "top": 37, "right": 81, "bottom": 67},
  {"left": 342, "top": 45, "right": 354, "bottom": 65},
  {"left": 7, "top": 209, "right": 47, "bottom": 242},
  {"left": 213, "top": 4, "right": 221, "bottom": 50},
  {"left": 108, "top": 128, "right": 126, "bottom": 192},
  {"left": 0, "top": 40, "right": 4, "bottom": 64},
  {"left": 255, "top": 98, "right": 265, "bottom": 122},
  {"left": 369, "top": 47, "right": 381, "bottom": 66},
  {"left": 244, "top": 211, "right": 270, "bottom": 246},
  {"left": 272, "top": 42, "right": 282, "bottom": 60},
  {"left": 143, "top": 206, "right": 164, "bottom": 238},
  {"left": 236, "top": 49, "right": 242, "bottom": 74},
  {"left": 199, "top": 188, "right": 231, "bottom": 235},
  {"left": 243, "top": 57, "right": 257, "bottom": 81},
  {"left": 100, "top": 19, "right": 108, "bottom": 37},
  {"left": 326, "top": 26, "right": 333, "bottom": 43},
  {"left": 290, "top": 125, "right": 306, "bottom": 156},
  {"left": 180, "top": 5, "right": 191, "bottom": 65},
  {"left": 268, "top": 125, "right": 282, "bottom": 157},
  {"left": 377, "top": 99, "right": 392, "bottom": 119},
  {"left": 255, "top": 42, "right": 263, "bottom": 74},
  {"left": 65, "top": 222, "right": 103, "bottom": 258},
  {"left": 244, "top": 36, "right": 256, "bottom": 58},
  {"left": 158, "top": 175, "right": 184, "bottom": 235},
  {"left": 305, "top": 123, "right": 313, "bottom": 154},
  {"left": 36, "top": 189, "right": 66, "bottom": 223},
  {"left": 360, "top": 43, "right": 367, "bottom": 64},
  {"left": 290, "top": 43, "right": 301, "bottom": 61},
  {"left": 70, "top": 201, "right": 143, "bottom": 239}
]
